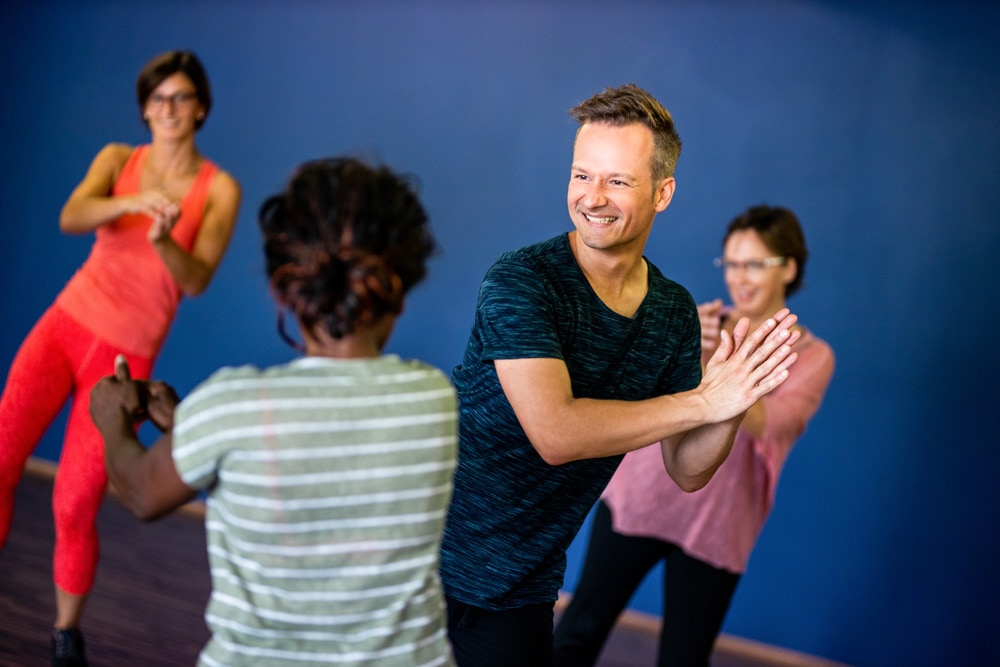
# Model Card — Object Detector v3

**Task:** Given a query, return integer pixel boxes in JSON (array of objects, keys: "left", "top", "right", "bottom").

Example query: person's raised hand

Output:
[
  {"left": 114, "top": 354, "right": 179, "bottom": 432},
  {"left": 698, "top": 308, "right": 800, "bottom": 422},
  {"left": 144, "top": 379, "right": 180, "bottom": 433},
  {"left": 147, "top": 200, "right": 181, "bottom": 243},
  {"left": 697, "top": 299, "right": 724, "bottom": 365},
  {"left": 125, "top": 189, "right": 175, "bottom": 218},
  {"left": 90, "top": 355, "right": 144, "bottom": 434}
]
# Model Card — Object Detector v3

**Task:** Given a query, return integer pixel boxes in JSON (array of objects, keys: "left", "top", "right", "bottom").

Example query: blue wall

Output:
[{"left": 2, "top": 2, "right": 998, "bottom": 665}]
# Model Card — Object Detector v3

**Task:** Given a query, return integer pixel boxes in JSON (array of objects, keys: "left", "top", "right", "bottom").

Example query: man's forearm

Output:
[{"left": 660, "top": 415, "right": 743, "bottom": 492}]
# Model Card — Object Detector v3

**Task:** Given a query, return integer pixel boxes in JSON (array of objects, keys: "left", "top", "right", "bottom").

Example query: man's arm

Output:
[
  {"left": 90, "top": 356, "right": 197, "bottom": 521},
  {"left": 495, "top": 309, "right": 799, "bottom": 487}
]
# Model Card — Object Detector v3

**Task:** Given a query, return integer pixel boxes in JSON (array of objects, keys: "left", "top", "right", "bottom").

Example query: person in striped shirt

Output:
[{"left": 89, "top": 157, "right": 457, "bottom": 666}]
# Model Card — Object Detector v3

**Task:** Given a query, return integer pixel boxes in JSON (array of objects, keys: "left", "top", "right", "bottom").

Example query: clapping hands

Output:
[
  {"left": 696, "top": 308, "right": 800, "bottom": 423},
  {"left": 147, "top": 199, "right": 181, "bottom": 244},
  {"left": 90, "top": 355, "right": 180, "bottom": 436},
  {"left": 122, "top": 189, "right": 180, "bottom": 243}
]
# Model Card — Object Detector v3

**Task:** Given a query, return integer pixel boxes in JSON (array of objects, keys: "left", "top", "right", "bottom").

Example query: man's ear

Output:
[{"left": 654, "top": 177, "right": 676, "bottom": 213}]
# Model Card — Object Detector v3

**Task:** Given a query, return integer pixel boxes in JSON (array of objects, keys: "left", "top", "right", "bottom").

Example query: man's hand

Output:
[{"left": 697, "top": 308, "right": 800, "bottom": 423}]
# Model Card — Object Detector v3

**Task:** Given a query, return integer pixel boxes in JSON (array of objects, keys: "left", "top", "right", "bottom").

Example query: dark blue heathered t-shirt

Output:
[{"left": 440, "top": 233, "right": 701, "bottom": 610}]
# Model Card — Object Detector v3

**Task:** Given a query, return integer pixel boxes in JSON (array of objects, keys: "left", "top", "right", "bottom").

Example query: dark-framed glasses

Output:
[{"left": 148, "top": 92, "right": 198, "bottom": 107}]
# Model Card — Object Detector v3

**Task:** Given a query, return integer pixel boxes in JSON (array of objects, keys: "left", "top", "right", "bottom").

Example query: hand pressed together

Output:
[
  {"left": 89, "top": 355, "right": 180, "bottom": 436},
  {"left": 697, "top": 308, "right": 800, "bottom": 424},
  {"left": 144, "top": 197, "right": 182, "bottom": 244}
]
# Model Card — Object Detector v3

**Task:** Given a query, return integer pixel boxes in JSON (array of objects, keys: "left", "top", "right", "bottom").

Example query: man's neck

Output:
[{"left": 569, "top": 231, "right": 649, "bottom": 318}]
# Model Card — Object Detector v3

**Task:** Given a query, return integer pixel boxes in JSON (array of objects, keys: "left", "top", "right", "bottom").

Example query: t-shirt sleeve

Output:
[
  {"left": 170, "top": 369, "right": 236, "bottom": 491},
  {"left": 475, "top": 258, "right": 564, "bottom": 362}
]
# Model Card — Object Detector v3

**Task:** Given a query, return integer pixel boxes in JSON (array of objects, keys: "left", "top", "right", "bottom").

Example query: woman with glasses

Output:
[
  {"left": 0, "top": 50, "right": 240, "bottom": 666},
  {"left": 554, "top": 205, "right": 835, "bottom": 667}
]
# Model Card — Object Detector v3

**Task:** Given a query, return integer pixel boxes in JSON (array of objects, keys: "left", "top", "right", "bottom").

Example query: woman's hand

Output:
[
  {"left": 90, "top": 356, "right": 145, "bottom": 436},
  {"left": 90, "top": 355, "right": 180, "bottom": 435},
  {"left": 144, "top": 379, "right": 180, "bottom": 433},
  {"left": 697, "top": 299, "right": 724, "bottom": 367},
  {"left": 147, "top": 198, "right": 181, "bottom": 243}
]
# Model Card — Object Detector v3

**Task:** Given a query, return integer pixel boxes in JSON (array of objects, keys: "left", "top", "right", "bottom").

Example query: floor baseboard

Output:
[{"left": 25, "top": 455, "right": 206, "bottom": 520}]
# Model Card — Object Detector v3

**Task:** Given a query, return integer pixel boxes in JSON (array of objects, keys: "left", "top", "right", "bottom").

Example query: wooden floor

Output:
[
  {"left": 1, "top": 463, "right": 211, "bottom": 667},
  {"left": 1, "top": 460, "right": 849, "bottom": 667}
]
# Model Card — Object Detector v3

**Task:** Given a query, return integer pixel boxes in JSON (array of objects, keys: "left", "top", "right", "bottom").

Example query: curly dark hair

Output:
[
  {"left": 724, "top": 205, "right": 808, "bottom": 298},
  {"left": 569, "top": 83, "right": 682, "bottom": 181},
  {"left": 258, "top": 157, "right": 435, "bottom": 346}
]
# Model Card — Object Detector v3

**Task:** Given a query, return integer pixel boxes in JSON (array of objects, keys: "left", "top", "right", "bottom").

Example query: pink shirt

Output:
[
  {"left": 601, "top": 329, "right": 835, "bottom": 573},
  {"left": 56, "top": 145, "right": 217, "bottom": 358}
]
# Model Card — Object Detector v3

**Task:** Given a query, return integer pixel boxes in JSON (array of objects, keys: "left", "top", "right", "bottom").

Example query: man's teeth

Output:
[{"left": 585, "top": 214, "right": 616, "bottom": 223}]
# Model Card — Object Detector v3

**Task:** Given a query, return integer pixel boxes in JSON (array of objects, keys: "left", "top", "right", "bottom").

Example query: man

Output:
[{"left": 439, "top": 83, "right": 800, "bottom": 666}]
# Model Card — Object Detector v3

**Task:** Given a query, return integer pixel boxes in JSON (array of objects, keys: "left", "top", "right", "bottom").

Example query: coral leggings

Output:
[{"left": 0, "top": 306, "right": 152, "bottom": 595}]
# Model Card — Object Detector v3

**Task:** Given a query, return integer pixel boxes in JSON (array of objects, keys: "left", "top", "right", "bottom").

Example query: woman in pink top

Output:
[
  {"left": 554, "top": 205, "right": 835, "bottom": 667},
  {"left": 0, "top": 51, "right": 240, "bottom": 666}
]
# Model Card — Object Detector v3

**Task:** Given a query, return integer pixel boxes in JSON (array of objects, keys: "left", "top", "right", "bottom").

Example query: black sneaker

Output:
[{"left": 51, "top": 627, "right": 88, "bottom": 667}]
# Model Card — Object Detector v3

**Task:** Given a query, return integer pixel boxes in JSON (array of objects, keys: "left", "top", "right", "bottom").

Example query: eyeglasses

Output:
[
  {"left": 713, "top": 256, "right": 787, "bottom": 274},
  {"left": 148, "top": 92, "right": 198, "bottom": 107}
]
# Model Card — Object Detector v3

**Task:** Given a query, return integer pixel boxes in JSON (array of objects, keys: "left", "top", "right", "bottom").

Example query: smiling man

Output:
[{"left": 439, "top": 83, "right": 801, "bottom": 666}]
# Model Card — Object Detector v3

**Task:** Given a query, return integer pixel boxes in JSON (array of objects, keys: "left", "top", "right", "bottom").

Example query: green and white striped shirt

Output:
[{"left": 172, "top": 355, "right": 457, "bottom": 666}]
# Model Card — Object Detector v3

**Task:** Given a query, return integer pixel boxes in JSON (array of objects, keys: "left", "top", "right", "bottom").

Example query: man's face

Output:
[{"left": 567, "top": 122, "right": 674, "bottom": 254}]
